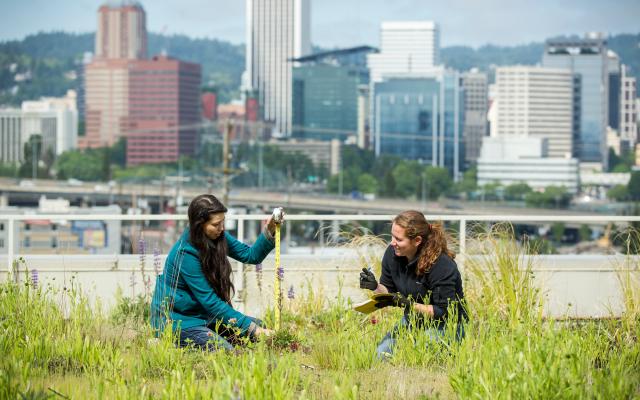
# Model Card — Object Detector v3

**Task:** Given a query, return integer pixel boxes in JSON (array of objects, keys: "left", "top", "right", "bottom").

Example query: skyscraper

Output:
[
  {"left": 95, "top": 1, "right": 147, "bottom": 60},
  {"left": 83, "top": 2, "right": 202, "bottom": 165},
  {"left": 126, "top": 55, "right": 201, "bottom": 166},
  {"left": 244, "top": 0, "right": 311, "bottom": 136},
  {"left": 619, "top": 66, "right": 637, "bottom": 148},
  {"left": 543, "top": 35, "right": 609, "bottom": 167},
  {"left": 460, "top": 69, "right": 488, "bottom": 165},
  {"left": 494, "top": 66, "right": 574, "bottom": 158},
  {"left": 367, "top": 21, "right": 440, "bottom": 83},
  {"left": 371, "top": 69, "right": 464, "bottom": 178},
  {"left": 292, "top": 47, "right": 374, "bottom": 142}
]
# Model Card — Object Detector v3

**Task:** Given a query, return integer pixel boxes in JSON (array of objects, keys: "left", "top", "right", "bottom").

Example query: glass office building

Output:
[
  {"left": 291, "top": 46, "right": 375, "bottom": 141},
  {"left": 372, "top": 70, "right": 464, "bottom": 178},
  {"left": 543, "top": 36, "right": 609, "bottom": 166}
]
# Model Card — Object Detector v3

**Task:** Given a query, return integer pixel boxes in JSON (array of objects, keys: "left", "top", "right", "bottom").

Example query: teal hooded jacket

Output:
[{"left": 150, "top": 228, "right": 274, "bottom": 335}]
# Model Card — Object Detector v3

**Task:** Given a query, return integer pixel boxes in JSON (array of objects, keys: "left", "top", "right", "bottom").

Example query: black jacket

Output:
[{"left": 379, "top": 245, "right": 468, "bottom": 326}]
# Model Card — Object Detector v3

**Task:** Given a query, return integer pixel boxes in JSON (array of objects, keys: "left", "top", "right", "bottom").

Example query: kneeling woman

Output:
[
  {"left": 151, "top": 194, "right": 281, "bottom": 350},
  {"left": 359, "top": 210, "right": 467, "bottom": 359}
]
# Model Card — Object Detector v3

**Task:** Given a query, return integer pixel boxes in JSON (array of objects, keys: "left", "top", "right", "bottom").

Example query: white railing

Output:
[
  {"left": 4, "top": 212, "right": 640, "bottom": 274},
  {"left": 2, "top": 213, "right": 639, "bottom": 318}
]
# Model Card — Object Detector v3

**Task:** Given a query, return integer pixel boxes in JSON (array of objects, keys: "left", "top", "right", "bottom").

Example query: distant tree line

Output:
[{"left": 2, "top": 32, "right": 637, "bottom": 108}]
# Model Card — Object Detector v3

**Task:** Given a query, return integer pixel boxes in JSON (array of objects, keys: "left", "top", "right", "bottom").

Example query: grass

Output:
[{"left": 1, "top": 227, "right": 639, "bottom": 399}]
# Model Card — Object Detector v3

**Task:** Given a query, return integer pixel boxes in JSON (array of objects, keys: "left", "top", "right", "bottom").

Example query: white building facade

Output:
[
  {"left": 0, "top": 91, "right": 78, "bottom": 164},
  {"left": 494, "top": 66, "right": 574, "bottom": 158},
  {"left": 478, "top": 136, "right": 579, "bottom": 193},
  {"left": 21, "top": 90, "right": 79, "bottom": 156},
  {"left": 367, "top": 21, "right": 440, "bottom": 83},
  {"left": 0, "top": 108, "right": 22, "bottom": 164},
  {"left": 244, "top": 0, "right": 311, "bottom": 135},
  {"left": 619, "top": 66, "right": 638, "bottom": 147}
]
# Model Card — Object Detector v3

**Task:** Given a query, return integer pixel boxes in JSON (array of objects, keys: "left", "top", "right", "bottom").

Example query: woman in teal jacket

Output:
[{"left": 151, "top": 194, "right": 281, "bottom": 351}]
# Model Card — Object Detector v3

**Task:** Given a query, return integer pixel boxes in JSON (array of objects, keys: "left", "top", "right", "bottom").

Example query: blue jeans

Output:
[
  {"left": 376, "top": 316, "right": 465, "bottom": 360},
  {"left": 178, "top": 317, "right": 262, "bottom": 352}
]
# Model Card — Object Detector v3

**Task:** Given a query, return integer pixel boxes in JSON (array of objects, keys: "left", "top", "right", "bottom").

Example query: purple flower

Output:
[
  {"left": 277, "top": 267, "right": 284, "bottom": 281},
  {"left": 287, "top": 285, "right": 295, "bottom": 299},
  {"left": 255, "top": 263, "right": 263, "bottom": 273},
  {"left": 138, "top": 235, "right": 146, "bottom": 253},
  {"left": 153, "top": 247, "right": 161, "bottom": 276},
  {"left": 138, "top": 236, "right": 146, "bottom": 263},
  {"left": 31, "top": 269, "right": 39, "bottom": 289}
]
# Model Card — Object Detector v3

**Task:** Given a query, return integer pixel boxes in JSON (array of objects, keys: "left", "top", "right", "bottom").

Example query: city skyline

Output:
[{"left": 1, "top": 0, "right": 639, "bottom": 49}]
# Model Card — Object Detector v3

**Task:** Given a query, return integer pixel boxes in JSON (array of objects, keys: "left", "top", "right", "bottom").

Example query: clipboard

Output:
[{"left": 353, "top": 293, "right": 394, "bottom": 314}]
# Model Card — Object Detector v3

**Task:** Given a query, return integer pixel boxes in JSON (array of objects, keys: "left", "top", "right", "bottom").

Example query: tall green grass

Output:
[{"left": 1, "top": 226, "right": 638, "bottom": 399}]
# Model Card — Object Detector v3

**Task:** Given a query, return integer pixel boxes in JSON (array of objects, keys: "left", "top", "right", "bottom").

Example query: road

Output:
[{"left": 0, "top": 177, "right": 604, "bottom": 217}]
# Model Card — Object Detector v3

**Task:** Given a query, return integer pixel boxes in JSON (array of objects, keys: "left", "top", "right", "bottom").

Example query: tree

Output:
[
  {"left": 629, "top": 171, "right": 640, "bottom": 201},
  {"left": 504, "top": 182, "right": 533, "bottom": 201},
  {"left": 18, "top": 134, "right": 48, "bottom": 178},
  {"left": 607, "top": 184, "right": 629, "bottom": 201},
  {"left": 451, "top": 166, "right": 477, "bottom": 198},
  {"left": 357, "top": 173, "right": 378, "bottom": 194},
  {"left": 54, "top": 150, "right": 104, "bottom": 181},
  {"left": 392, "top": 161, "right": 422, "bottom": 198},
  {"left": 423, "top": 166, "right": 453, "bottom": 200},
  {"left": 481, "top": 181, "right": 502, "bottom": 201}
]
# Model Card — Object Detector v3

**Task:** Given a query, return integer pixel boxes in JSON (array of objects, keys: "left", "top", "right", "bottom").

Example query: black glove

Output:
[
  {"left": 392, "top": 293, "right": 412, "bottom": 310},
  {"left": 359, "top": 268, "right": 378, "bottom": 290}
]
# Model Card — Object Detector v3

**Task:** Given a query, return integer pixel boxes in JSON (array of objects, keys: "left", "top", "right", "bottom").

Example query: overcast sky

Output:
[{"left": 1, "top": 0, "right": 639, "bottom": 48}]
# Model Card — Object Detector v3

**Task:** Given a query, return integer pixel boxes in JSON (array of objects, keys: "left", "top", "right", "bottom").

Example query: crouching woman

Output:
[
  {"left": 359, "top": 210, "right": 467, "bottom": 359},
  {"left": 151, "top": 194, "right": 281, "bottom": 351}
]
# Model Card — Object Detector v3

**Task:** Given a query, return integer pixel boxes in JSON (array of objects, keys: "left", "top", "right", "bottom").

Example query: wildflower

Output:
[
  {"left": 31, "top": 269, "right": 39, "bottom": 289},
  {"left": 277, "top": 267, "right": 284, "bottom": 280},
  {"left": 255, "top": 263, "right": 263, "bottom": 273},
  {"left": 370, "top": 316, "right": 378, "bottom": 325},
  {"left": 287, "top": 285, "right": 295, "bottom": 299},
  {"left": 153, "top": 247, "right": 161, "bottom": 276},
  {"left": 138, "top": 235, "right": 146, "bottom": 264}
]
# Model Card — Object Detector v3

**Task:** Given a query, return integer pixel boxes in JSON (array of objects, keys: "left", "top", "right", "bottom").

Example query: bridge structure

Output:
[{"left": 0, "top": 177, "right": 610, "bottom": 222}]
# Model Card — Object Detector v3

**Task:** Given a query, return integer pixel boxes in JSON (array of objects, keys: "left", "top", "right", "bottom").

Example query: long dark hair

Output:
[
  {"left": 393, "top": 210, "right": 455, "bottom": 276},
  {"left": 187, "top": 194, "right": 234, "bottom": 303}
]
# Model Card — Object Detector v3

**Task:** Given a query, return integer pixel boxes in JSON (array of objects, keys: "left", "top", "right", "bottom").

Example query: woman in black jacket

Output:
[{"left": 359, "top": 210, "right": 467, "bottom": 359}]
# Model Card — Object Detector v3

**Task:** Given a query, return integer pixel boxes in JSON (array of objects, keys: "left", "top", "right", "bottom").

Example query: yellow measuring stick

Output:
[{"left": 274, "top": 223, "right": 281, "bottom": 330}]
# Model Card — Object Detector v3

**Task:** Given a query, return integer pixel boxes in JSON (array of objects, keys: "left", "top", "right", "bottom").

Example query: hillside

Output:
[{"left": 0, "top": 31, "right": 638, "bottom": 107}]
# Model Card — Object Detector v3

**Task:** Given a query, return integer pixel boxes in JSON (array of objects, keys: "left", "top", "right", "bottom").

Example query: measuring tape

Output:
[
  {"left": 274, "top": 224, "right": 281, "bottom": 330},
  {"left": 273, "top": 209, "right": 283, "bottom": 331}
]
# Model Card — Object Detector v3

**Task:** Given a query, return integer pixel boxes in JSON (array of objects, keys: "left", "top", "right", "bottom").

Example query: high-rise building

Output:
[
  {"left": 126, "top": 55, "right": 201, "bottom": 166},
  {"left": 607, "top": 51, "right": 621, "bottom": 131},
  {"left": 95, "top": 1, "right": 147, "bottom": 60},
  {"left": 371, "top": 69, "right": 464, "bottom": 178},
  {"left": 82, "top": 58, "right": 130, "bottom": 148},
  {"left": 619, "top": 65, "right": 638, "bottom": 147},
  {"left": 367, "top": 21, "right": 440, "bottom": 83},
  {"left": 460, "top": 69, "right": 488, "bottom": 165},
  {"left": 494, "top": 66, "right": 574, "bottom": 158},
  {"left": 292, "top": 47, "right": 374, "bottom": 142},
  {"left": 83, "top": 2, "right": 202, "bottom": 165},
  {"left": 244, "top": 0, "right": 311, "bottom": 136},
  {"left": 543, "top": 35, "right": 609, "bottom": 166}
]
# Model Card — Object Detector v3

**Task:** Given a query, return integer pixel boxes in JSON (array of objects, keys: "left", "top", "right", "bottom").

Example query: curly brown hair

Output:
[{"left": 393, "top": 210, "right": 455, "bottom": 276}]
